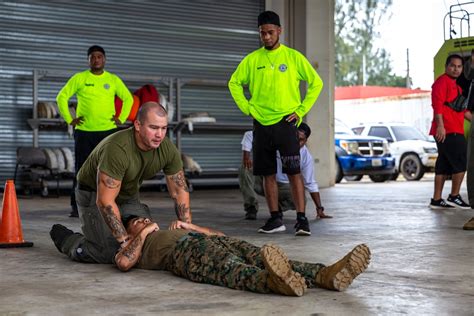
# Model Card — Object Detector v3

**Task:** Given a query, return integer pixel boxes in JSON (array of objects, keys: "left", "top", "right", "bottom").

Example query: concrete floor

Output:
[{"left": 0, "top": 176, "right": 473, "bottom": 315}]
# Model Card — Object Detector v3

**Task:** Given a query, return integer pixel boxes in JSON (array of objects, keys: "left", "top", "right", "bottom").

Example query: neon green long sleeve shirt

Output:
[
  {"left": 56, "top": 70, "right": 133, "bottom": 131},
  {"left": 228, "top": 44, "right": 323, "bottom": 126}
]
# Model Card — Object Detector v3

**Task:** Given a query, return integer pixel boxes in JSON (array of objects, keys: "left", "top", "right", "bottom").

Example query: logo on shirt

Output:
[
  {"left": 257, "top": 66, "right": 266, "bottom": 70},
  {"left": 85, "top": 83, "right": 94, "bottom": 87},
  {"left": 279, "top": 64, "right": 287, "bottom": 72},
  {"left": 103, "top": 83, "right": 110, "bottom": 90}
]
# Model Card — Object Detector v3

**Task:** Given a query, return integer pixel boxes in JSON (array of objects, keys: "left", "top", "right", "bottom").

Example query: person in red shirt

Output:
[{"left": 429, "top": 54, "right": 471, "bottom": 209}]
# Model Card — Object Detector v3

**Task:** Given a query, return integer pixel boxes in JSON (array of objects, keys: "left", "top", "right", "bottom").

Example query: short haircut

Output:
[
  {"left": 122, "top": 215, "right": 139, "bottom": 230},
  {"left": 298, "top": 122, "right": 311, "bottom": 139},
  {"left": 87, "top": 45, "right": 106, "bottom": 57},
  {"left": 136, "top": 101, "right": 168, "bottom": 124},
  {"left": 445, "top": 54, "right": 463, "bottom": 67},
  {"left": 257, "top": 11, "right": 281, "bottom": 27}
]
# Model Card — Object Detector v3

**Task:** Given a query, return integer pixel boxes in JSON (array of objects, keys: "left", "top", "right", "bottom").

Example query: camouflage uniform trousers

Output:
[{"left": 167, "top": 233, "right": 326, "bottom": 294}]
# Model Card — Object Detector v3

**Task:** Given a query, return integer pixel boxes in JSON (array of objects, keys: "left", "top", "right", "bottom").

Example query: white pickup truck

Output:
[{"left": 352, "top": 123, "right": 438, "bottom": 181}]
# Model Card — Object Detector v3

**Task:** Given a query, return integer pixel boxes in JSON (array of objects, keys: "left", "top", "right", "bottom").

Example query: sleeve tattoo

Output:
[
  {"left": 174, "top": 201, "right": 191, "bottom": 222},
  {"left": 121, "top": 236, "right": 142, "bottom": 261},
  {"left": 171, "top": 172, "right": 189, "bottom": 192},
  {"left": 101, "top": 205, "right": 127, "bottom": 239}
]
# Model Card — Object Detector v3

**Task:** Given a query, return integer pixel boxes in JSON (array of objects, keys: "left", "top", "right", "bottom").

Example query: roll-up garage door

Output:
[{"left": 0, "top": 1, "right": 264, "bottom": 183}]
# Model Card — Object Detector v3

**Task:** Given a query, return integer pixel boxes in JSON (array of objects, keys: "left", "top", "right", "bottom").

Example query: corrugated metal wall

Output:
[{"left": 0, "top": 1, "right": 263, "bottom": 184}]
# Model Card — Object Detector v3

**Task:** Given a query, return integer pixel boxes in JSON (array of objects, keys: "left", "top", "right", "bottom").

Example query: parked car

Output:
[
  {"left": 334, "top": 119, "right": 396, "bottom": 183},
  {"left": 352, "top": 122, "right": 438, "bottom": 181}
]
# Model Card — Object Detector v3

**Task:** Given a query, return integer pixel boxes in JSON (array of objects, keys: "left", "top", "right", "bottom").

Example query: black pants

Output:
[{"left": 71, "top": 129, "right": 118, "bottom": 210}]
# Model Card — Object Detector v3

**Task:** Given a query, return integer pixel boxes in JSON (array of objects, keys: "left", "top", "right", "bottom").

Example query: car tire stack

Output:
[
  {"left": 37, "top": 101, "right": 59, "bottom": 118},
  {"left": 40, "top": 147, "right": 75, "bottom": 197}
]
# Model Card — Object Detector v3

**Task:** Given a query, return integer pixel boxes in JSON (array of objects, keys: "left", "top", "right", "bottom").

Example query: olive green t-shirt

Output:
[
  {"left": 77, "top": 127, "right": 183, "bottom": 203},
  {"left": 136, "top": 229, "right": 190, "bottom": 270}
]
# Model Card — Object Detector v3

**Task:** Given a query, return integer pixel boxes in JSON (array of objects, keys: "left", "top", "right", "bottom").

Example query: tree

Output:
[{"left": 335, "top": 0, "right": 408, "bottom": 87}]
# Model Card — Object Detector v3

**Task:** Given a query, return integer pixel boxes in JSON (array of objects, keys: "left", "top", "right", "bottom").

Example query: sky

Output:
[{"left": 375, "top": 0, "right": 468, "bottom": 90}]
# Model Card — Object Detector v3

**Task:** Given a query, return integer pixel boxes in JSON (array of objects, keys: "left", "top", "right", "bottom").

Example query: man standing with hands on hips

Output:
[
  {"left": 228, "top": 11, "right": 323, "bottom": 236},
  {"left": 57, "top": 45, "right": 133, "bottom": 217}
]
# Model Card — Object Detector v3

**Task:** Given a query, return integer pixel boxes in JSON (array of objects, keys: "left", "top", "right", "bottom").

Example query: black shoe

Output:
[
  {"left": 294, "top": 217, "right": 311, "bottom": 236},
  {"left": 446, "top": 194, "right": 470, "bottom": 210},
  {"left": 69, "top": 206, "right": 79, "bottom": 218},
  {"left": 245, "top": 212, "right": 257, "bottom": 220},
  {"left": 258, "top": 216, "right": 286, "bottom": 233},
  {"left": 50, "top": 224, "right": 75, "bottom": 253},
  {"left": 429, "top": 198, "right": 455, "bottom": 210}
]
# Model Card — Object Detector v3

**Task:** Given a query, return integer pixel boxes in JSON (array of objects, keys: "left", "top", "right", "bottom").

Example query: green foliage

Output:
[{"left": 335, "top": 0, "right": 408, "bottom": 87}]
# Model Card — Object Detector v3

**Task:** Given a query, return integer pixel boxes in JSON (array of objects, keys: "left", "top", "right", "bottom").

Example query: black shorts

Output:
[
  {"left": 252, "top": 117, "right": 300, "bottom": 176},
  {"left": 435, "top": 133, "right": 467, "bottom": 175}
]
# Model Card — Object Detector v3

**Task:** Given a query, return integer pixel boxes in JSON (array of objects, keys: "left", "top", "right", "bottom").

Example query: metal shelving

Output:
[{"left": 25, "top": 69, "right": 250, "bottom": 187}]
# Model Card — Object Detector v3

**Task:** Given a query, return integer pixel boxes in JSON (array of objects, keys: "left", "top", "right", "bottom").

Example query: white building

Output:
[{"left": 335, "top": 86, "right": 432, "bottom": 134}]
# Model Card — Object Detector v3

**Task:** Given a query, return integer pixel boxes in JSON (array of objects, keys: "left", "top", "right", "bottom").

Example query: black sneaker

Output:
[
  {"left": 258, "top": 216, "right": 286, "bottom": 234},
  {"left": 429, "top": 198, "right": 455, "bottom": 210},
  {"left": 446, "top": 194, "right": 471, "bottom": 210},
  {"left": 294, "top": 217, "right": 311, "bottom": 236},
  {"left": 50, "top": 224, "right": 75, "bottom": 253}
]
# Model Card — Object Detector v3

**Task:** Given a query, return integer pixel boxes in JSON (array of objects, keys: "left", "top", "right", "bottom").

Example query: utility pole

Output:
[
  {"left": 362, "top": 54, "right": 367, "bottom": 86},
  {"left": 406, "top": 48, "right": 411, "bottom": 88}
]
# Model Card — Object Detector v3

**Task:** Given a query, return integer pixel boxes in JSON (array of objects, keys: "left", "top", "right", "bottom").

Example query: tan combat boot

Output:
[
  {"left": 463, "top": 217, "right": 474, "bottom": 230},
  {"left": 315, "top": 244, "right": 371, "bottom": 291},
  {"left": 261, "top": 244, "right": 307, "bottom": 297}
]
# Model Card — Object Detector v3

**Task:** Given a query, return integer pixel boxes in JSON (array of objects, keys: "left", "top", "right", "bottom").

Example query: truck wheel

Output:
[
  {"left": 335, "top": 158, "right": 343, "bottom": 183},
  {"left": 400, "top": 154, "right": 424, "bottom": 181},
  {"left": 369, "top": 174, "right": 391, "bottom": 183},
  {"left": 344, "top": 175, "right": 363, "bottom": 181}
]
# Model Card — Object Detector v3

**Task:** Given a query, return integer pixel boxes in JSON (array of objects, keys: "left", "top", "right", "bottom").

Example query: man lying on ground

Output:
[{"left": 114, "top": 216, "right": 371, "bottom": 297}]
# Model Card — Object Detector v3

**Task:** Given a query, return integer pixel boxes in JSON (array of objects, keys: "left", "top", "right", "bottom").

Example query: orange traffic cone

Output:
[{"left": 0, "top": 180, "right": 33, "bottom": 248}]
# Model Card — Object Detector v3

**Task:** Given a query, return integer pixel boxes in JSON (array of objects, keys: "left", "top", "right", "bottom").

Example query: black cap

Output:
[
  {"left": 87, "top": 45, "right": 106, "bottom": 57},
  {"left": 298, "top": 122, "right": 311, "bottom": 139},
  {"left": 258, "top": 11, "right": 281, "bottom": 27}
]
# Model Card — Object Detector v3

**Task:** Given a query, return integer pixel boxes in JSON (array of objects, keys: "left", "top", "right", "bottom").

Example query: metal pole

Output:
[
  {"left": 32, "top": 70, "right": 39, "bottom": 148},
  {"left": 406, "top": 48, "right": 411, "bottom": 88},
  {"left": 167, "top": 78, "right": 174, "bottom": 142},
  {"left": 176, "top": 78, "right": 182, "bottom": 150}
]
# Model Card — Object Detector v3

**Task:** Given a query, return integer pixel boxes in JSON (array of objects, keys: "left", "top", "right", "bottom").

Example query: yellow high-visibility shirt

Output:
[
  {"left": 56, "top": 70, "right": 133, "bottom": 131},
  {"left": 228, "top": 44, "right": 323, "bottom": 126}
]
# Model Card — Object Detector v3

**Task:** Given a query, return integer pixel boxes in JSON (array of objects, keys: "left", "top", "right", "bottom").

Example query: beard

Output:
[{"left": 264, "top": 38, "right": 279, "bottom": 50}]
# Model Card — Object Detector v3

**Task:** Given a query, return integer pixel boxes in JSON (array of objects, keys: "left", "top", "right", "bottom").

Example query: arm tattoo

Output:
[
  {"left": 171, "top": 172, "right": 189, "bottom": 193},
  {"left": 174, "top": 200, "right": 191, "bottom": 222},
  {"left": 101, "top": 205, "right": 127, "bottom": 239},
  {"left": 121, "top": 236, "right": 142, "bottom": 261},
  {"left": 104, "top": 175, "right": 120, "bottom": 189}
]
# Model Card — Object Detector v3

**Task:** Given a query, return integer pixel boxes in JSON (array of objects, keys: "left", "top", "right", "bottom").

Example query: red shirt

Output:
[{"left": 430, "top": 73, "right": 466, "bottom": 135}]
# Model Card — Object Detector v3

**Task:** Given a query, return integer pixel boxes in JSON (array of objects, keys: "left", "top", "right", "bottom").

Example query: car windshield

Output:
[{"left": 391, "top": 126, "right": 428, "bottom": 141}]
